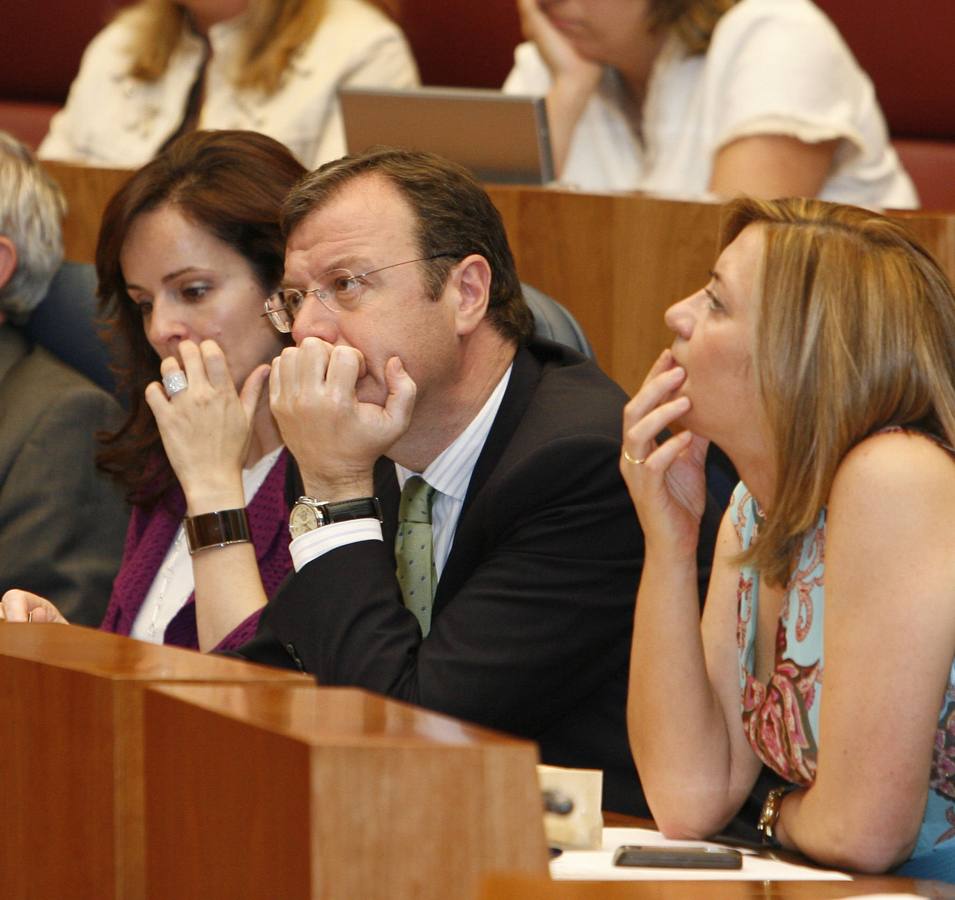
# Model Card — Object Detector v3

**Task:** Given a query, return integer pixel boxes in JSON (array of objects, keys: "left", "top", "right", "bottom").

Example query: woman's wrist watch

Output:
[
  {"left": 183, "top": 508, "right": 251, "bottom": 555},
  {"left": 288, "top": 496, "right": 382, "bottom": 539},
  {"left": 756, "top": 783, "right": 798, "bottom": 848}
]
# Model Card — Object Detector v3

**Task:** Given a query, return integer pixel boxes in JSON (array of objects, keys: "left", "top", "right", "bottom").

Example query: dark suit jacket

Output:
[
  {"left": 240, "top": 339, "right": 721, "bottom": 815},
  {"left": 0, "top": 326, "right": 128, "bottom": 624}
]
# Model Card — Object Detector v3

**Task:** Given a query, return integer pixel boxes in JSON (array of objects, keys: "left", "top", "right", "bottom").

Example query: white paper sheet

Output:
[{"left": 550, "top": 826, "right": 855, "bottom": 881}]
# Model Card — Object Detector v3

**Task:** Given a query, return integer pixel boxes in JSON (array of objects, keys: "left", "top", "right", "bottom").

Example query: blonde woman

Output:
[
  {"left": 622, "top": 197, "right": 955, "bottom": 878},
  {"left": 39, "top": 0, "right": 418, "bottom": 169},
  {"left": 505, "top": 0, "right": 916, "bottom": 206}
]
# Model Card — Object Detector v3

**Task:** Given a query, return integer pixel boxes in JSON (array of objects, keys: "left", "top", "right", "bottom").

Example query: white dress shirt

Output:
[{"left": 39, "top": 0, "right": 419, "bottom": 170}]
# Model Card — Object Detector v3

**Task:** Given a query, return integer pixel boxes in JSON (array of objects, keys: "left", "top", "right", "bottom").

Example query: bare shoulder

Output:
[
  {"left": 826, "top": 432, "right": 955, "bottom": 616},
  {"left": 831, "top": 430, "right": 955, "bottom": 511}
]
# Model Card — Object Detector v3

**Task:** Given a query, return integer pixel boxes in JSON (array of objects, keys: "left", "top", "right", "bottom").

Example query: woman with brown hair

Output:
[
  {"left": 2, "top": 130, "right": 305, "bottom": 652},
  {"left": 38, "top": 0, "right": 417, "bottom": 169},
  {"left": 622, "top": 197, "right": 955, "bottom": 878},
  {"left": 505, "top": 0, "right": 915, "bottom": 206}
]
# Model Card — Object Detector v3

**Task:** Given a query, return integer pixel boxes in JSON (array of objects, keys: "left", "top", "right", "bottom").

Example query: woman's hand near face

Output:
[
  {"left": 518, "top": 0, "right": 602, "bottom": 86},
  {"left": 145, "top": 340, "right": 275, "bottom": 652},
  {"left": 623, "top": 351, "right": 754, "bottom": 836},
  {"left": 144, "top": 339, "right": 270, "bottom": 516},
  {"left": 0, "top": 590, "right": 70, "bottom": 624},
  {"left": 517, "top": 0, "right": 602, "bottom": 176},
  {"left": 621, "top": 348, "right": 710, "bottom": 561}
]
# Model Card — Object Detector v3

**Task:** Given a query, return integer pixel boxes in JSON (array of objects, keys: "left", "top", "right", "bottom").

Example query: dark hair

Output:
[
  {"left": 95, "top": 129, "right": 306, "bottom": 506},
  {"left": 281, "top": 147, "right": 534, "bottom": 344}
]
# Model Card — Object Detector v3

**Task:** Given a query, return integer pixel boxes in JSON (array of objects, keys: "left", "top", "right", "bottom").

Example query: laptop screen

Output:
[{"left": 339, "top": 86, "right": 555, "bottom": 185}]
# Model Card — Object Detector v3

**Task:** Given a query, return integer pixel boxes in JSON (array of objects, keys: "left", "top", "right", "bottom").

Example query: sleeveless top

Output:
[{"left": 731, "top": 479, "right": 955, "bottom": 880}]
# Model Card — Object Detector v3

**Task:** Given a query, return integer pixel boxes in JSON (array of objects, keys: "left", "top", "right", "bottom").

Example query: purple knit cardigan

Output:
[{"left": 100, "top": 450, "right": 292, "bottom": 651}]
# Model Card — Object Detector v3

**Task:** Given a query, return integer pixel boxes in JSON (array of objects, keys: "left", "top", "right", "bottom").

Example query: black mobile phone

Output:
[{"left": 612, "top": 845, "right": 743, "bottom": 870}]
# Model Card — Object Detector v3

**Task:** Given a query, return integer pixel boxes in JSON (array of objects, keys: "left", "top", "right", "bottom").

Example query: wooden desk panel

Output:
[
  {"left": 43, "top": 162, "right": 955, "bottom": 396},
  {"left": 489, "top": 186, "right": 720, "bottom": 395},
  {"left": 0, "top": 624, "right": 308, "bottom": 900},
  {"left": 489, "top": 816, "right": 949, "bottom": 897},
  {"left": 480, "top": 874, "right": 945, "bottom": 898},
  {"left": 489, "top": 186, "right": 955, "bottom": 395},
  {"left": 143, "top": 683, "right": 549, "bottom": 900},
  {"left": 44, "top": 161, "right": 132, "bottom": 267}
]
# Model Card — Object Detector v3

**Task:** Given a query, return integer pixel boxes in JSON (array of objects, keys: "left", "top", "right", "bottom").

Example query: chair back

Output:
[
  {"left": 522, "top": 282, "right": 594, "bottom": 359},
  {"left": 22, "top": 261, "right": 118, "bottom": 397}
]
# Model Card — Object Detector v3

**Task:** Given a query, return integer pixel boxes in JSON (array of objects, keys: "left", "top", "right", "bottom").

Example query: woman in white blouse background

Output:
[
  {"left": 39, "top": 0, "right": 419, "bottom": 170},
  {"left": 505, "top": 0, "right": 916, "bottom": 207}
]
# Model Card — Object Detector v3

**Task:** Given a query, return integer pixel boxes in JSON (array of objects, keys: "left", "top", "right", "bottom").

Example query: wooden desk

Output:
[
  {"left": 480, "top": 873, "right": 949, "bottom": 898},
  {"left": 43, "top": 161, "right": 955, "bottom": 395},
  {"left": 142, "top": 682, "right": 549, "bottom": 899},
  {"left": 487, "top": 813, "right": 953, "bottom": 898},
  {"left": 0, "top": 624, "right": 309, "bottom": 900}
]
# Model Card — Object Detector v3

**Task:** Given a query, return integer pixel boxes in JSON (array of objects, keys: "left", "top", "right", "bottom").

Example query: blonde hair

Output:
[
  {"left": 722, "top": 197, "right": 955, "bottom": 586},
  {"left": 123, "top": 0, "right": 328, "bottom": 94},
  {"left": 648, "top": 0, "right": 739, "bottom": 54}
]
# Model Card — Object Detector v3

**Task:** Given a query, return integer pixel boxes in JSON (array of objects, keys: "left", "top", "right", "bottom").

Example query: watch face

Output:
[{"left": 289, "top": 502, "right": 320, "bottom": 539}]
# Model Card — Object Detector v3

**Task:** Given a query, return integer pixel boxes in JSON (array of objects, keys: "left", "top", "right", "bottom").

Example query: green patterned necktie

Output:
[{"left": 395, "top": 475, "right": 438, "bottom": 636}]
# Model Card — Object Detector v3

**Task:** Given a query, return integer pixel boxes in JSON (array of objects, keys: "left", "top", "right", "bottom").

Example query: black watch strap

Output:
[{"left": 318, "top": 496, "right": 382, "bottom": 524}]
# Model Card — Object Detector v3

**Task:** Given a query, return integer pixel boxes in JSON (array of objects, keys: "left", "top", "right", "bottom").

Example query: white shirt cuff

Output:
[{"left": 289, "top": 519, "right": 384, "bottom": 572}]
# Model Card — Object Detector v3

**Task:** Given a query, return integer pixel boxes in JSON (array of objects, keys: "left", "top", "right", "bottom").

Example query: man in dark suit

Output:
[{"left": 241, "top": 148, "right": 718, "bottom": 815}]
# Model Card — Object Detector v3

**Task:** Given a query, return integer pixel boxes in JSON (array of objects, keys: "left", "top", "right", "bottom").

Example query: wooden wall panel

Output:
[
  {"left": 143, "top": 684, "right": 548, "bottom": 900},
  {"left": 0, "top": 624, "right": 308, "bottom": 900},
  {"left": 45, "top": 161, "right": 131, "bottom": 268},
  {"left": 44, "top": 162, "right": 955, "bottom": 396}
]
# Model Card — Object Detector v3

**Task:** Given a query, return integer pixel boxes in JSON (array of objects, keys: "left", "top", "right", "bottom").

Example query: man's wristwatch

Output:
[
  {"left": 756, "top": 783, "right": 798, "bottom": 848},
  {"left": 288, "top": 496, "right": 383, "bottom": 539}
]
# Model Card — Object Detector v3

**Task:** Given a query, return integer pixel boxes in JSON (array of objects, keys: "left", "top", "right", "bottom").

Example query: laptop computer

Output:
[{"left": 339, "top": 86, "right": 555, "bottom": 185}]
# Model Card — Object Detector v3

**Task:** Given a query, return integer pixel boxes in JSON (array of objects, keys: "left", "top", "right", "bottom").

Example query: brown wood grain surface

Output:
[
  {"left": 0, "top": 624, "right": 308, "bottom": 900},
  {"left": 480, "top": 872, "right": 954, "bottom": 899},
  {"left": 142, "top": 683, "right": 548, "bottom": 900}
]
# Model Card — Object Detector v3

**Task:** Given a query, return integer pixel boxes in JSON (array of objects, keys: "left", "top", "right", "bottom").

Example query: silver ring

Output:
[
  {"left": 162, "top": 371, "right": 188, "bottom": 397},
  {"left": 623, "top": 449, "right": 647, "bottom": 465}
]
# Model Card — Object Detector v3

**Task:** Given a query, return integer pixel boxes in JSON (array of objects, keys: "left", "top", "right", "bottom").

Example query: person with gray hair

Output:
[
  {"left": 0, "top": 131, "right": 128, "bottom": 624},
  {"left": 0, "top": 131, "right": 67, "bottom": 322}
]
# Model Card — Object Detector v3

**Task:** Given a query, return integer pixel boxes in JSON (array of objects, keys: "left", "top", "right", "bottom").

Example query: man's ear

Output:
[
  {"left": 0, "top": 237, "right": 16, "bottom": 293},
  {"left": 449, "top": 254, "right": 491, "bottom": 337}
]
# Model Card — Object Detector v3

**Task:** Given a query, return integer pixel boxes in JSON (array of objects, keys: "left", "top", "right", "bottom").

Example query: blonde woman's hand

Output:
[
  {"left": 0, "top": 590, "right": 70, "bottom": 624},
  {"left": 144, "top": 339, "right": 269, "bottom": 514},
  {"left": 621, "top": 349, "right": 710, "bottom": 559}
]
